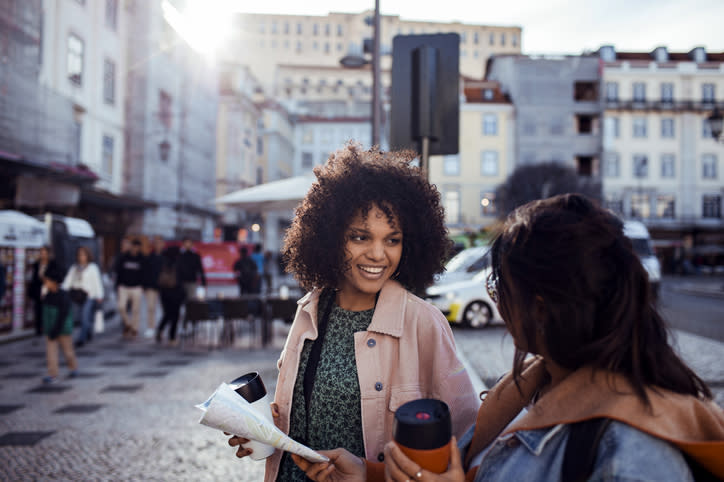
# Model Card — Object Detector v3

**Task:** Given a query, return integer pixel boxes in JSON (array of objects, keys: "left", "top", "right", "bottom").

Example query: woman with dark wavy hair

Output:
[
  {"left": 378, "top": 193, "right": 724, "bottom": 481},
  {"left": 227, "top": 145, "right": 479, "bottom": 481}
]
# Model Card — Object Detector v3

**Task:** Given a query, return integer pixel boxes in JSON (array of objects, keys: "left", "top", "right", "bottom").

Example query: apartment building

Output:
[
  {"left": 429, "top": 80, "right": 514, "bottom": 229},
  {"left": 293, "top": 114, "right": 372, "bottom": 175},
  {"left": 599, "top": 45, "right": 724, "bottom": 260}
]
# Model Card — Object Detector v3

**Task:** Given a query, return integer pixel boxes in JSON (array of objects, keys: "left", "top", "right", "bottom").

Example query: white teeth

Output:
[{"left": 359, "top": 266, "right": 384, "bottom": 274}]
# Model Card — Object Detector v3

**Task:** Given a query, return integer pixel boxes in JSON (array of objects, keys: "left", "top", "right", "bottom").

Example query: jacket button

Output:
[
  {"left": 377, "top": 452, "right": 384, "bottom": 462},
  {"left": 506, "top": 438, "right": 520, "bottom": 448},
  {"left": 375, "top": 382, "right": 383, "bottom": 391},
  {"left": 367, "top": 339, "right": 376, "bottom": 347}
]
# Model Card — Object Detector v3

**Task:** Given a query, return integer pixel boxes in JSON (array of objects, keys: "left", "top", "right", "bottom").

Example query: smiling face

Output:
[{"left": 336, "top": 204, "right": 403, "bottom": 311}]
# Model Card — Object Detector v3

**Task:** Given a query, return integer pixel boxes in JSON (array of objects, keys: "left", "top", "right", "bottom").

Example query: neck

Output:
[
  {"left": 538, "top": 358, "right": 571, "bottom": 397},
  {"left": 334, "top": 289, "right": 377, "bottom": 311}
]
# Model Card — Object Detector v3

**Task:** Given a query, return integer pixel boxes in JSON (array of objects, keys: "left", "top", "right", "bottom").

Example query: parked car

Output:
[
  {"left": 426, "top": 266, "right": 501, "bottom": 329},
  {"left": 623, "top": 220, "right": 661, "bottom": 297},
  {"left": 434, "top": 245, "right": 490, "bottom": 285}
]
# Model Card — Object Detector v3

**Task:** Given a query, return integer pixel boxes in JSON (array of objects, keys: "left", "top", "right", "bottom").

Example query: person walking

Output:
[
  {"left": 226, "top": 145, "right": 479, "bottom": 482},
  {"left": 115, "top": 239, "right": 144, "bottom": 340},
  {"left": 42, "top": 265, "right": 78, "bottom": 384},
  {"left": 62, "top": 246, "right": 103, "bottom": 348},
  {"left": 262, "top": 251, "right": 274, "bottom": 294},
  {"left": 156, "top": 246, "right": 185, "bottom": 346},
  {"left": 142, "top": 236, "right": 165, "bottom": 338},
  {"left": 177, "top": 238, "right": 206, "bottom": 300},
  {"left": 232, "top": 246, "right": 257, "bottom": 296},
  {"left": 28, "top": 246, "right": 58, "bottom": 336},
  {"left": 250, "top": 244, "right": 265, "bottom": 293}
]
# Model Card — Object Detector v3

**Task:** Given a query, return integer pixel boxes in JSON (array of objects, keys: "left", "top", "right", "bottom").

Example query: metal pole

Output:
[
  {"left": 421, "top": 136, "right": 430, "bottom": 178},
  {"left": 372, "top": 0, "right": 381, "bottom": 146}
]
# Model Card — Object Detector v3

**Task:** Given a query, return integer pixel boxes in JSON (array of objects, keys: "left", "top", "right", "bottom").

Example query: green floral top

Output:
[{"left": 276, "top": 295, "right": 374, "bottom": 482}]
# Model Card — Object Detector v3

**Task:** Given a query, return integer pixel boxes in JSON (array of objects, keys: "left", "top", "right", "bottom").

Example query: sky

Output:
[{"left": 230, "top": 0, "right": 724, "bottom": 55}]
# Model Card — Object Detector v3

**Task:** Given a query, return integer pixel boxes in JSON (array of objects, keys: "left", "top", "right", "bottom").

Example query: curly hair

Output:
[{"left": 282, "top": 144, "right": 451, "bottom": 293}]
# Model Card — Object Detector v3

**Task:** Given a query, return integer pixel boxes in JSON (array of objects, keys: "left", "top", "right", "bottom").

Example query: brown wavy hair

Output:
[
  {"left": 490, "top": 193, "right": 710, "bottom": 403},
  {"left": 282, "top": 144, "right": 451, "bottom": 294}
]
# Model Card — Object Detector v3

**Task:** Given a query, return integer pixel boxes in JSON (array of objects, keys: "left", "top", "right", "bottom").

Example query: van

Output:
[
  {"left": 38, "top": 213, "right": 99, "bottom": 275},
  {"left": 623, "top": 220, "right": 661, "bottom": 297}
]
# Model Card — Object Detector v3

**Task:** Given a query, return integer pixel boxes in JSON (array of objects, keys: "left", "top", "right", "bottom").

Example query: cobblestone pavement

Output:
[{"left": 455, "top": 325, "right": 724, "bottom": 407}]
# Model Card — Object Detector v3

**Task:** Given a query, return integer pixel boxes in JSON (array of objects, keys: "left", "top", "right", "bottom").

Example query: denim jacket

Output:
[{"left": 461, "top": 420, "right": 693, "bottom": 481}]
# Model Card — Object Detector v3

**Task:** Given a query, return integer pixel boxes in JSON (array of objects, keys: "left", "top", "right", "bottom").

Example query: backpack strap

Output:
[{"left": 561, "top": 418, "right": 613, "bottom": 482}]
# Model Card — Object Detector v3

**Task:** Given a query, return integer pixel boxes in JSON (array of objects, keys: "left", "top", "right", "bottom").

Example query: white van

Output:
[{"left": 623, "top": 221, "right": 661, "bottom": 297}]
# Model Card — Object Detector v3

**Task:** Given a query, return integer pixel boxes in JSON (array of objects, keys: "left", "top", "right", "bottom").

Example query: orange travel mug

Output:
[{"left": 393, "top": 399, "right": 452, "bottom": 474}]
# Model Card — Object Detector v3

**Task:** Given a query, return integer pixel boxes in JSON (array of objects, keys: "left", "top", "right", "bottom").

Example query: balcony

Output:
[{"left": 604, "top": 99, "right": 724, "bottom": 112}]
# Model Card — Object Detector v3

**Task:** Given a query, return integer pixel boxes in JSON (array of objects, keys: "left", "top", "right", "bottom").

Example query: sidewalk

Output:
[{"left": 667, "top": 274, "right": 724, "bottom": 299}]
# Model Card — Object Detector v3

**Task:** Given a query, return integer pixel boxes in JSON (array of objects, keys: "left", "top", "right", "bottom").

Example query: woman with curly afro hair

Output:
[{"left": 228, "top": 145, "right": 479, "bottom": 481}]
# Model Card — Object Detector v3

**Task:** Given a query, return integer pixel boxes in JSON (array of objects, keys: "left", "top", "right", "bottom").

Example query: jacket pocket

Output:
[{"left": 388, "top": 387, "right": 424, "bottom": 412}]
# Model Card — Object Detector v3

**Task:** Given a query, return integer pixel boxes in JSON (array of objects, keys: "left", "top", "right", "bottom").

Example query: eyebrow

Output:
[{"left": 347, "top": 227, "right": 402, "bottom": 236}]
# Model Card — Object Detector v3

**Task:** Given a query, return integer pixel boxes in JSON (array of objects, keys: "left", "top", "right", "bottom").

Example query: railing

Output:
[{"left": 604, "top": 99, "right": 724, "bottom": 112}]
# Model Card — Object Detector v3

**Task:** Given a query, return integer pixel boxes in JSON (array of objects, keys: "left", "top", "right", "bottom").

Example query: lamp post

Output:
[
  {"left": 339, "top": 0, "right": 382, "bottom": 147},
  {"left": 707, "top": 106, "right": 723, "bottom": 142}
]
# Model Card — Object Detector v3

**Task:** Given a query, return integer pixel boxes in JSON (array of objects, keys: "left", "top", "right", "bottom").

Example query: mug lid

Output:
[
  {"left": 393, "top": 399, "right": 451, "bottom": 450},
  {"left": 229, "top": 372, "right": 267, "bottom": 403}
]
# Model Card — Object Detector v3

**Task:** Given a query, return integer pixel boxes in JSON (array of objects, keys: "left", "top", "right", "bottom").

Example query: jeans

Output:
[{"left": 73, "top": 298, "right": 96, "bottom": 344}]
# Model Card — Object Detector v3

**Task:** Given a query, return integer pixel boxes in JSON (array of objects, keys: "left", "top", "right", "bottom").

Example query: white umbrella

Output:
[{"left": 213, "top": 175, "right": 315, "bottom": 212}]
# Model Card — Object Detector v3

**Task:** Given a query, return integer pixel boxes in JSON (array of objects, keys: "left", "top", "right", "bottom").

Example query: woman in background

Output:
[
  {"left": 62, "top": 246, "right": 103, "bottom": 348},
  {"left": 29, "top": 246, "right": 58, "bottom": 336}
]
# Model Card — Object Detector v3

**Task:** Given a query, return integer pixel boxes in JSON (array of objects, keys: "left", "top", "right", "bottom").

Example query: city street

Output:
[{"left": 0, "top": 275, "right": 722, "bottom": 480}]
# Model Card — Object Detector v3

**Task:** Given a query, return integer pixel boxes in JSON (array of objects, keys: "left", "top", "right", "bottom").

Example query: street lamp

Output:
[
  {"left": 707, "top": 107, "right": 723, "bottom": 141},
  {"left": 339, "top": 0, "right": 381, "bottom": 147}
]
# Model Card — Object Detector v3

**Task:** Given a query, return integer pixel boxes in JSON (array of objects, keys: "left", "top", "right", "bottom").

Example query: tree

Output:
[{"left": 495, "top": 162, "right": 602, "bottom": 218}]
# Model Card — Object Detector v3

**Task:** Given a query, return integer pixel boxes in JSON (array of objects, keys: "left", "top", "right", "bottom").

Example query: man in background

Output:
[
  {"left": 142, "top": 236, "right": 165, "bottom": 338},
  {"left": 115, "top": 239, "right": 144, "bottom": 339},
  {"left": 177, "top": 238, "right": 206, "bottom": 300}
]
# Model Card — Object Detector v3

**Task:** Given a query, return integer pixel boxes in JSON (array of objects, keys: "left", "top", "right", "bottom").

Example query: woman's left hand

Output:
[
  {"left": 383, "top": 437, "right": 465, "bottom": 482},
  {"left": 292, "top": 449, "right": 366, "bottom": 481}
]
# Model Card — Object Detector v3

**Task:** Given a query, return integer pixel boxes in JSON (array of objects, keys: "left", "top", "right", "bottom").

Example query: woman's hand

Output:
[
  {"left": 292, "top": 449, "right": 366, "bottom": 481},
  {"left": 383, "top": 437, "right": 465, "bottom": 482},
  {"left": 225, "top": 402, "right": 280, "bottom": 458}
]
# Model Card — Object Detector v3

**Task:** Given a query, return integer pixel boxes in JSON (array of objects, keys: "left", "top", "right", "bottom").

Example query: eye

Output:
[
  {"left": 350, "top": 234, "right": 366, "bottom": 242},
  {"left": 386, "top": 238, "right": 401, "bottom": 245}
]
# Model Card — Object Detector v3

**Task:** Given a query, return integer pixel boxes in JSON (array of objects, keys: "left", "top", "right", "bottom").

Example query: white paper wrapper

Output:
[{"left": 197, "top": 383, "right": 329, "bottom": 463}]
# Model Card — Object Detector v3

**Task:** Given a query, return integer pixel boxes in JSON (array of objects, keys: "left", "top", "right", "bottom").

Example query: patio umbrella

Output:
[{"left": 213, "top": 175, "right": 316, "bottom": 212}]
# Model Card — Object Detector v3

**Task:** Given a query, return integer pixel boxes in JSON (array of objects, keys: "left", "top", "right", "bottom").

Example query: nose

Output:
[{"left": 367, "top": 240, "right": 385, "bottom": 260}]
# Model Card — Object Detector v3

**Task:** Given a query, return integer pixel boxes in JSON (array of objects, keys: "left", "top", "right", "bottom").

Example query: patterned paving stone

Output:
[
  {"left": 0, "top": 360, "right": 15, "bottom": 368},
  {"left": 76, "top": 351, "right": 99, "bottom": 357},
  {"left": 100, "top": 360, "right": 132, "bottom": 367},
  {"left": 54, "top": 404, "right": 105, "bottom": 414},
  {"left": 126, "top": 351, "right": 155, "bottom": 358},
  {"left": 70, "top": 372, "right": 104, "bottom": 379},
  {"left": 133, "top": 371, "right": 170, "bottom": 378},
  {"left": 4, "top": 372, "right": 41, "bottom": 379},
  {"left": 0, "top": 431, "right": 54, "bottom": 446},
  {"left": 26, "top": 385, "right": 72, "bottom": 394},
  {"left": 21, "top": 351, "right": 45, "bottom": 359},
  {"left": 158, "top": 359, "right": 191, "bottom": 367},
  {"left": 100, "top": 384, "right": 143, "bottom": 393},
  {"left": 0, "top": 405, "right": 24, "bottom": 415}
]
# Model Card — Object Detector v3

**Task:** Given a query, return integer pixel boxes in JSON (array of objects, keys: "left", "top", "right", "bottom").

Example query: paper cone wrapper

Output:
[{"left": 196, "top": 383, "right": 329, "bottom": 463}]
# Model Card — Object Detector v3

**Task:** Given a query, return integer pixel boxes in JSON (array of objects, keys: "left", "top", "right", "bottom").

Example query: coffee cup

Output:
[
  {"left": 393, "top": 398, "right": 452, "bottom": 473},
  {"left": 229, "top": 372, "right": 275, "bottom": 460}
]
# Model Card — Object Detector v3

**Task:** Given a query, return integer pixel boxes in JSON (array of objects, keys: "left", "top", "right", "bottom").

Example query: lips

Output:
[{"left": 358, "top": 265, "right": 385, "bottom": 276}]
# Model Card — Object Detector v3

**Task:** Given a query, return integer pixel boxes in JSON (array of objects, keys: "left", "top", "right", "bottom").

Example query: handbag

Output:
[
  {"left": 94, "top": 309, "right": 105, "bottom": 334},
  {"left": 69, "top": 288, "right": 88, "bottom": 304}
]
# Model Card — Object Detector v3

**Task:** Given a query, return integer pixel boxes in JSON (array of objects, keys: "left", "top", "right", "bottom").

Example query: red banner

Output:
[{"left": 166, "top": 241, "right": 254, "bottom": 285}]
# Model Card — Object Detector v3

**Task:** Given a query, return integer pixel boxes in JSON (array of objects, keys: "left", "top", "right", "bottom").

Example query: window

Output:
[
  {"left": 481, "top": 151, "right": 499, "bottom": 176},
  {"left": 489, "top": 32, "right": 495, "bottom": 45},
  {"left": 480, "top": 192, "right": 496, "bottom": 216},
  {"left": 482, "top": 114, "right": 497, "bottom": 135},
  {"left": 702, "top": 195, "right": 722, "bottom": 218},
  {"left": 605, "top": 82, "right": 618, "bottom": 101},
  {"left": 103, "top": 59, "right": 115, "bottom": 104},
  {"left": 271, "top": 22, "right": 277, "bottom": 34},
  {"left": 633, "top": 117, "right": 647, "bottom": 138},
  {"left": 284, "top": 22, "right": 290, "bottom": 34},
  {"left": 159, "top": 90, "right": 172, "bottom": 128},
  {"left": 473, "top": 32, "right": 479, "bottom": 44},
  {"left": 702, "top": 154, "right": 718, "bottom": 179},
  {"left": 67, "top": 33, "right": 84, "bottom": 85},
  {"left": 324, "top": 42, "right": 330, "bottom": 53},
  {"left": 576, "top": 114, "right": 595, "bottom": 134},
  {"left": 604, "top": 195, "right": 624, "bottom": 215},
  {"left": 74, "top": 0, "right": 85, "bottom": 4},
  {"left": 102, "top": 135, "right": 114, "bottom": 176},
  {"left": 605, "top": 117, "right": 620, "bottom": 138},
  {"left": 702, "top": 83, "right": 715, "bottom": 103},
  {"left": 577, "top": 156, "right": 594, "bottom": 176},
  {"left": 297, "top": 23, "right": 302, "bottom": 35},
  {"left": 660, "top": 82, "right": 674, "bottom": 103},
  {"left": 661, "top": 154, "right": 675, "bottom": 178},
  {"left": 574, "top": 81, "right": 598, "bottom": 101},
  {"left": 500, "top": 33, "right": 506, "bottom": 46},
  {"left": 73, "top": 119, "right": 82, "bottom": 163},
  {"left": 661, "top": 118, "right": 674, "bottom": 138},
  {"left": 630, "top": 193, "right": 650, "bottom": 219},
  {"left": 337, "top": 24, "right": 343, "bottom": 36},
  {"left": 313, "top": 24, "right": 319, "bottom": 35},
  {"left": 603, "top": 152, "right": 620, "bottom": 178},
  {"left": 105, "top": 0, "right": 118, "bottom": 30},
  {"left": 656, "top": 195, "right": 675, "bottom": 219},
  {"left": 460, "top": 32, "right": 466, "bottom": 43},
  {"left": 443, "top": 189, "right": 460, "bottom": 224},
  {"left": 301, "top": 152, "right": 313, "bottom": 168},
  {"left": 633, "top": 82, "right": 646, "bottom": 102},
  {"left": 633, "top": 154, "right": 648, "bottom": 178},
  {"left": 443, "top": 155, "right": 460, "bottom": 175},
  {"left": 512, "top": 34, "right": 518, "bottom": 47},
  {"left": 301, "top": 127, "right": 314, "bottom": 144}
]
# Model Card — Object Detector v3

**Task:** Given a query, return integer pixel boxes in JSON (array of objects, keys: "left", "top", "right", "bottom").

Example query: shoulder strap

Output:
[
  {"left": 561, "top": 418, "right": 612, "bottom": 482},
  {"left": 303, "top": 289, "right": 335, "bottom": 414}
]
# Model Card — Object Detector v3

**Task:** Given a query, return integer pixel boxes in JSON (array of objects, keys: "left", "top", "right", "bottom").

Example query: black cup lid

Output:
[
  {"left": 229, "top": 372, "right": 267, "bottom": 403},
  {"left": 393, "top": 398, "right": 451, "bottom": 450}
]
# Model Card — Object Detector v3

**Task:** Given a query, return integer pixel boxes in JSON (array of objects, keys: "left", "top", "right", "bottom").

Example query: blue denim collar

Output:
[{"left": 513, "top": 424, "right": 566, "bottom": 456}]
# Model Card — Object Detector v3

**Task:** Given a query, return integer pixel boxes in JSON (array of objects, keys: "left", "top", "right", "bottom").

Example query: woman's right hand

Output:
[
  {"left": 226, "top": 402, "right": 280, "bottom": 458},
  {"left": 383, "top": 437, "right": 465, "bottom": 482}
]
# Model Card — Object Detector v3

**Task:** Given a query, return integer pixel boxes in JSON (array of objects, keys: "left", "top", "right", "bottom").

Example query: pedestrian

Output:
[
  {"left": 28, "top": 246, "right": 59, "bottom": 336},
  {"left": 156, "top": 246, "right": 185, "bottom": 346},
  {"left": 115, "top": 239, "right": 144, "bottom": 339},
  {"left": 250, "top": 243, "right": 265, "bottom": 293},
  {"left": 263, "top": 251, "right": 274, "bottom": 294},
  {"left": 177, "top": 238, "right": 206, "bottom": 300},
  {"left": 41, "top": 264, "right": 78, "bottom": 384},
  {"left": 227, "top": 145, "right": 479, "bottom": 482},
  {"left": 62, "top": 246, "right": 103, "bottom": 348},
  {"left": 298, "top": 194, "right": 724, "bottom": 481},
  {"left": 232, "top": 246, "right": 257, "bottom": 296},
  {"left": 142, "top": 236, "right": 165, "bottom": 338}
]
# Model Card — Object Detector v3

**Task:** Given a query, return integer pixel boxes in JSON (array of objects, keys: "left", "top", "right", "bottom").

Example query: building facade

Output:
[
  {"left": 599, "top": 45, "right": 724, "bottom": 267},
  {"left": 429, "top": 80, "right": 514, "bottom": 230}
]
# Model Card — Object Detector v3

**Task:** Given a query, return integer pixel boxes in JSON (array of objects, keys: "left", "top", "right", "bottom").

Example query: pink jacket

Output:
[{"left": 264, "top": 280, "right": 479, "bottom": 482}]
